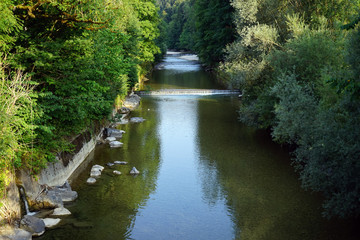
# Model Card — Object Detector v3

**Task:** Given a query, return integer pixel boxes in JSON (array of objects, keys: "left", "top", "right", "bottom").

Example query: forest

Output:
[{"left": 1, "top": 0, "right": 359, "bottom": 222}]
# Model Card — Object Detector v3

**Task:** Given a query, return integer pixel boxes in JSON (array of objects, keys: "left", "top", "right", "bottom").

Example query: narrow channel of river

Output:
[{"left": 40, "top": 52, "right": 359, "bottom": 240}]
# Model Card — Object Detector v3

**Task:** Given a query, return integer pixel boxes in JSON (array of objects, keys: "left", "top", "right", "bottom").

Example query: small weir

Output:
[{"left": 135, "top": 89, "right": 241, "bottom": 96}]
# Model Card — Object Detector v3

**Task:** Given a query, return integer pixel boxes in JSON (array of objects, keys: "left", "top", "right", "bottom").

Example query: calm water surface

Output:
[{"left": 40, "top": 52, "right": 359, "bottom": 240}]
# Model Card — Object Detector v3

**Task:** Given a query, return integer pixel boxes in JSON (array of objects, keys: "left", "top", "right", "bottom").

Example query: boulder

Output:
[
  {"left": 86, "top": 178, "right": 96, "bottom": 184},
  {"left": 129, "top": 167, "right": 140, "bottom": 175},
  {"left": 113, "top": 170, "right": 121, "bottom": 175},
  {"left": 30, "top": 190, "right": 63, "bottom": 210},
  {"left": 43, "top": 218, "right": 61, "bottom": 228},
  {"left": 122, "top": 93, "right": 141, "bottom": 110},
  {"left": 20, "top": 215, "right": 45, "bottom": 237},
  {"left": 130, "top": 117, "right": 146, "bottom": 123},
  {"left": 52, "top": 207, "right": 71, "bottom": 216},
  {"left": 50, "top": 188, "right": 78, "bottom": 202},
  {"left": 104, "top": 128, "right": 125, "bottom": 139},
  {"left": 1, "top": 228, "right": 32, "bottom": 240},
  {"left": 114, "top": 161, "right": 127, "bottom": 165},
  {"left": 109, "top": 141, "right": 123, "bottom": 148}
]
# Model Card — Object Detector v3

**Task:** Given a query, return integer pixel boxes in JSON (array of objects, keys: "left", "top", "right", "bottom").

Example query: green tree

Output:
[{"left": 194, "top": 0, "right": 235, "bottom": 66}]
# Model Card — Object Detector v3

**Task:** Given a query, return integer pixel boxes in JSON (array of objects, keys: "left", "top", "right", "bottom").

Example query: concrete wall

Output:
[{"left": 18, "top": 126, "right": 103, "bottom": 201}]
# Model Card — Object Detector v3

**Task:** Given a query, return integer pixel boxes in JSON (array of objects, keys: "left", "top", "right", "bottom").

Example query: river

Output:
[{"left": 39, "top": 52, "right": 359, "bottom": 240}]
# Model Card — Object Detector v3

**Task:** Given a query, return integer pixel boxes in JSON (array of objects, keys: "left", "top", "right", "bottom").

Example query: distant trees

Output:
[
  {"left": 0, "top": 0, "right": 161, "bottom": 199},
  {"left": 157, "top": 0, "right": 235, "bottom": 67}
]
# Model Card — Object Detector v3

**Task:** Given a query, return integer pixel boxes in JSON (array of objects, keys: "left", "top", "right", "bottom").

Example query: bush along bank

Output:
[{"left": 1, "top": 0, "right": 163, "bottom": 232}]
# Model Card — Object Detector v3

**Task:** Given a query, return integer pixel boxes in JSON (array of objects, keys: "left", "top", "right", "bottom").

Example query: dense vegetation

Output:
[
  {"left": 1, "top": 0, "right": 359, "bottom": 221},
  {"left": 219, "top": 0, "right": 360, "bottom": 218},
  {"left": 0, "top": 0, "right": 161, "bottom": 203},
  {"left": 158, "top": 0, "right": 360, "bottom": 219},
  {"left": 157, "top": 0, "right": 235, "bottom": 67}
]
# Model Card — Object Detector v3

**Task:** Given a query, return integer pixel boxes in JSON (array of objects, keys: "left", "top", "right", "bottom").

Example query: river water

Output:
[{"left": 40, "top": 52, "right": 359, "bottom": 240}]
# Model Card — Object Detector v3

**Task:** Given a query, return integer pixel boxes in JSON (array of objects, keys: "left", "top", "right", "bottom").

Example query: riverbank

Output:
[{"left": 0, "top": 93, "right": 142, "bottom": 239}]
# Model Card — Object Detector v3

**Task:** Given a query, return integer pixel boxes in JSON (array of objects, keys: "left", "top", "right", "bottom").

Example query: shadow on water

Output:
[{"left": 196, "top": 96, "right": 360, "bottom": 240}]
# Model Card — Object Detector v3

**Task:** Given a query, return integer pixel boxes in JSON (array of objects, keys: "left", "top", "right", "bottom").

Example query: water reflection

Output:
[{"left": 39, "top": 52, "right": 360, "bottom": 240}]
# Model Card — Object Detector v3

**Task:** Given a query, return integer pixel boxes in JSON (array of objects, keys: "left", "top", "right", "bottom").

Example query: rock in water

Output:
[
  {"left": 43, "top": 218, "right": 61, "bottom": 228},
  {"left": 114, "top": 161, "right": 128, "bottom": 165},
  {"left": 109, "top": 141, "right": 123, "bottom": 148},
  {"left": 123, "top": 93, "right": 141, "bottom": 110},
  {"left": 129, "top": 167, "right": 140, "bottom": 175},
  {"left": 2, "top": 228, "right": 32, "bottom": 240},
  {"left": 52, "top": 207, "right": 71, "bottom": 216},
  {"left": 106, "top": 162, "right": 115, "bottom": 167},
  {"left": 130, "top": 117, "right": 146, "bottom": 123},
  {"left": 90, "top": 170, "right": 101, "bottom": 177},
  {"left": 91, "top": 165, "right": 104, "bottom": 172},
  {"left": 20, "top": 215, "right": 45, "bottom": 237},
  {"left": 86, "top": 178, "right": 96, "bottom": 184},
  {"left": 113, "top": 170, "right": 121, "bottom": 175},
  {"left": 104, "top": 128, "right": 125, "bottom": 138},
  {"left": 105, "top": 137, "right": 116, "bottom": 142}
]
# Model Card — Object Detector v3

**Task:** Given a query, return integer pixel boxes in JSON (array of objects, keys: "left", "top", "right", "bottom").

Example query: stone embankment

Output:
[{"left": 0, "top": 93, "right": 142, "bottom": 239}]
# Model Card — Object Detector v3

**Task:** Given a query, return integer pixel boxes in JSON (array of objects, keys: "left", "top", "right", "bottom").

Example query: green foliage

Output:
[
  {"left": 194, "top": 0, "right": 235, "bottom": 66},
  {"left": 0, "top": 63, "right": 39, "bottom": 197},
  {"left": 0, "top": 0, "right": 162, "bottom": 200},
  {"left": 221, "top": 0, "right": 360, "bottom": 218}
]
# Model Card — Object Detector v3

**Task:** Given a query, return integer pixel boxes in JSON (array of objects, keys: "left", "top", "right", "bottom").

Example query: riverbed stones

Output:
[
  {"left": 123, "top": 93, "right": 141, "bottom": 110},
  {"left": 42, "top": 218, "right": 61, "bottom": 228},
  {"left": 20, "top": 215, "right": 45, "bottom": 237},
  {"left": 91, "top": 165, "right": 104, "bottom": 172},
  {"left": 113, "top": 170, "right": 121, "bottom": 175},
  {"left": 86, "top": 178, "right": 96, "bottom": 184},
  {"left": 114, "top": 161, "right": 128, "bottom": 165},
  {"left": 109, "top": 141, "right": 123, "bottom": 148},
  {"left": 130, "top": 117, "right": 146, "bottom": 123},
  {"left": 104, "top": 128, "right": 125, "bottom": 139},
  {"left": 105, "top": 137, "right": 116, "bottom": 142},
  {"left": 129, "top": 167, "right": 140, "bottom": 175},
  {"left": 106, "top": 162, "right": 115, "bottom": 167},
  {"left": 51, "top": 207, "right": 71, "bottom": 216},
  {"left": 1, "top": 228, "right": 32, "bottom": 240}
]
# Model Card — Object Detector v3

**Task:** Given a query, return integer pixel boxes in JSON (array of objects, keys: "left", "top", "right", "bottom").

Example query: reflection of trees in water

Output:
[
  {"left": 42, "top": 98, "right": 161, "bottom": 240},
  {"left": 196, "top": 96, "right": 355, "bottom": 240}
]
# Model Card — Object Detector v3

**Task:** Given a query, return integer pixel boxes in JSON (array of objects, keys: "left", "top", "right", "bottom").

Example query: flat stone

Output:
[
  {"left": 105, "top": 137, "right": 116, "bottom": 142},
  {"left": 43, "top": 218, "right": 61, "bottom": 228},
  {"left": 52, "top": 207, "right": 71, "bottom": 216},
  {"left": 90, "top": 170, "right": 101, "bottom": 177},
  {"left": 57, "top": 190, "right": 78, "bottom": 202},
  {"left": 104, "top": 128, "right": 125, "bottom": 138},
  {"left": 130, "top": 117, "right": 146, "bottom": 123},
  {"left": 113, "top": 170, "right": 121, "bottom": 175},
  {"left": 114, "top": 161, "right": 128, "bottom": 165},
  {"left": 91, "top": 165, "right": 104, "bottom": 172},
  {"left": 109, "top": 141, "right": 123, "bottom": 148},
  {"left": 106, "top": 162, "right": 115, "bottom": 167},
  {"left": 86, "top": 177, "right": 96, "bottom": 184},
  {"left": 129, "top": 167, "right": 140, "bottom": 175},
  {"left": 20, "top": 215, "right": 45, "bottom": 237},
  {"left": 1, "top": 228, "right": 32, "bottom": 240}
]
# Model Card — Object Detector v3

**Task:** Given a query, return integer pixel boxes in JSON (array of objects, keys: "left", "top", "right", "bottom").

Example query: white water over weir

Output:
[{"left": 135, "top": 89, "right": 241, "bottom": 96}]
